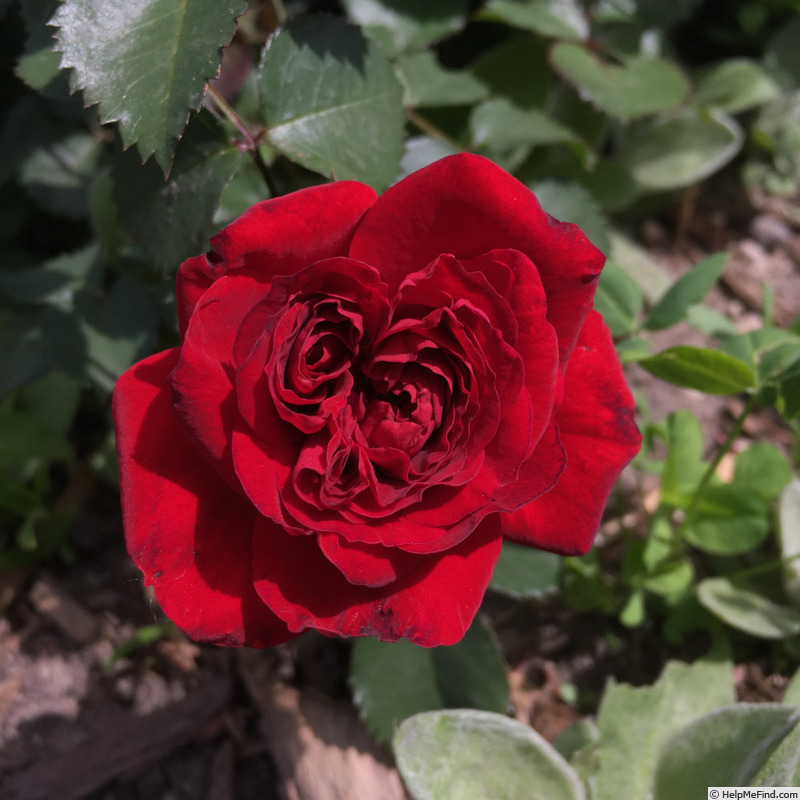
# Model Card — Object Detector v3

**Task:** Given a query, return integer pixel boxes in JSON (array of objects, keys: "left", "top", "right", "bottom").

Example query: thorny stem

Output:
[
  {"left": 675, "top": 392, "right": 759, "bottom": 543},
  {"left": 406, "top": 109, "right": 464, "bottom": 152},
  {"left": 205, "top": 84, "right": 279, "bottom": 198}
]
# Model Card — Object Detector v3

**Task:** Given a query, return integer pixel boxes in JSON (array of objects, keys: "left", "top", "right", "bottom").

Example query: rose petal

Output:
[
  {"left": 252, "top": 515, "right": 503, "bottom": 646},
  {"left": 500, "top": 311, "right": 641, "bottom": 554},
  {"left": 316, "top": 533, "right": 422, "bottom": 588},
  {"left": 113, "top": 349, "right": 293, "bottom": 647},
  {"left": 348, "top": 153, "right": 604, "bottom": 365},
  {"left": 177, "top": 181, "right": 377, "bottom": 338},
  {"left": 170, "top": 274, "right": 269, "bottom": 489}
]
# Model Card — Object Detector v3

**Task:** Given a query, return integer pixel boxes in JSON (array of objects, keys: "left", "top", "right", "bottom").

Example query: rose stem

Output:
[
  {"left": 675, "top": 392, "right": 758, "bottom": 545},
  {"left": 205, "top": 83, "right": 280, "bottom": 198}
]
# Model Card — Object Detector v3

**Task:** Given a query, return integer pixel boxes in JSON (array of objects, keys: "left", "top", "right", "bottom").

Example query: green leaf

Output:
[
  {"left": 765, "top": 14, "right": 800, "bottom": 90},
  {"left": 398, "top": 136, "right": 459, "bottom": 182},
  {"left": 592, "top": 261, "right": 643, "bottom": 337},
  {"left": 618, "top": 108, "right": 744, "bottom": 191},
  {"left": 0, "top": 411, "right": 73, "bottom": 469},
  {"left": 471, "top": 35, "right": 550, "bottom": 108},
  {"left": 52, "top": 0, "right": 246, "bottom": 173},
  {"left": 733, "top": 442, "right": 792, "bottom": 502},
  {"left": 0, "top": 245, "right": 102, "bottom": 311},
  {"left": 683, "top": 485, "right": 770, "bottom": 555},
  {"left": 779, "top": 478, "right": 800, "bottom": 606},
  {"left": 550, "top": 44, "right": 688, "bottom": 121},
  {"left": 394, "top": 709, "right": 586, "bottom": 800},
  {"left": 697, "top": 577, "right": 800, "bottom": 639},
  {"left": 16, "top": 0, "right": 68, "bottom": 95},
  {"left": 694, "top": 58, "right": 781, "bottom": 113},
  {"left": 470, "top": 99, "right": 577, "bottom": 154},
  {"left": 609, "top": 231, "right": 671, "bottom": 304},
  {"left": 480, "top": 0, "right": 588, "bottom": 41},
  {"left": 685, "top": 305, "right": 738, "bottom": 337},
  {"left": 654, "top": 704, "right": 800, "bottom": 798},
  {"left": 16, "top": 371, "right": 82, "bottom": 436},
  {"left": 350, "top": 618, "right": 508, "bottom": 744},
  {"left": 785, "top": 667, "right": 800, "bottom": 705},
  {"left": 396, "top": 51, "right": 488, "bottom": 108},
  {"left": 638, "top": 346, "right": 756, "bottom": 395},
  {"left": 490, "top": 542, "right": 560, "bottom": 599},
  {"left": 113, "top": 114, "right": 241, "bottom": 273},
  {"left": 19, "top": 130, "right": 102, "bottom": 218},
  {"left": 76, "top": 277, "right": 158, "bottom": 392},
  {"left": 592, "top": 657, "right": 733, "bottom": 800},
  {"left": 643, "top": 253, "right": 728, "bottom": 331},
  {"left": 531, "top": 180, "right": 610, "bottom": 254},
  {"left": 259, "top": 15, "right": 405, "bottom": 191},
  {"left": 341, "top": 0, "right": 468, "bottom": 57}
]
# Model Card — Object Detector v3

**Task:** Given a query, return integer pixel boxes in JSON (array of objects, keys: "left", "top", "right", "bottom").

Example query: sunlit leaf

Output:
[
  {"left": 395, "top": 709, "right": 586, "bottom": 800},
  {"left": 52, "top": 0, "right": 246, "bottom": 172},
  {"left": 638, "top": 346, "right": 756, "bottom": 395},
  {"left": 550, "top": 44, "right": 688, "bottom": 121},
  {"left": 618, "top": 108, "right": 744, "bottom": 191},
  {"left": 259, "top": 15, "right": 405, "bottom": 191}
]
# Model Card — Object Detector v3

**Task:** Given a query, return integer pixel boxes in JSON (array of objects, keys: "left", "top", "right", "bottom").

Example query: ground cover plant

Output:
[{"left": 1, "top": 0, "right": 800, "bottom": 797}]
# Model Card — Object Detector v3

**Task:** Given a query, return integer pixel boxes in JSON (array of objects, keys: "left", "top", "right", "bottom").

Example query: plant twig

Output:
[
  {"left": 676, "top": 392, "right": 759, "bottom": 541},
  {"left": 205, "top": 83, "right": 279, "bottom": 197},
  {"left": 407, "top": 108, "right": 464, "bottom": 152}
]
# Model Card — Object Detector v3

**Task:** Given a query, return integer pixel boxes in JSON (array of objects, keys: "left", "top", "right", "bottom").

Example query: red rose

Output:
[{"left": 113, "top": 154, "right": 640, "bottom": 647}]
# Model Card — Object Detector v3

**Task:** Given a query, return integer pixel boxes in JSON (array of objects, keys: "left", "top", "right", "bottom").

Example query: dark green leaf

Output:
[
  {"left": 52, "top": 0, "right": 246, "bottom": 172},
  {"left": 471, "top": 35, "right": 550, "bottom": 108},
  {"left": 480, "top": 0, "right": 588, "bottom": 41},
  {"left": 394, "top": 710, "right": 586, "bottom": 800},
  {"left": 0, "top": 411, "right": 73, "bottom": 469},
  {"left": 259, "top": 15, "right": 405, "bottom": 191},
  {"left": 490, "top": 542, "right": 560, "bottom": 599},
  {"left": 16, "top": 0, "right": 68, "bottom": 95},
  {"left": 654, "top": 705, "right": 800, "bottom": 798},
  {"left": 697, "top": 577, "right": 800, "bottom": 639},
  {"left": 396, "top": 51, "right": 488, "bottom": 108},
  {"left": 618, "top": 108, "right": 743, "bottom": 191},
  {"left": 0, "top": 245, "right": 102, "bottom": 310},
  {"left": 350, "top": 618, "right": 507, "bottom": 744},
  {"left": 694, "top": 59, "right": 780, "bottom": 113},
  {"left": 16, "top": 371, "right": 82, "bottom": 436},
  {"left": 342, "top": 0, "right": 468, "bottom": 56},
  {"left": 550, "top": 44, "right": 688, "bottom": 121},
  {"left": 76, "top": 277, "right": 158, "bottom": 391},
  {"left": 765, "top": 14, "right": 800, "bottom": 90},
  {"left": 19, "top": 131, "right": 102, "bottom": 218},
  {"left": 531, "top": 180, "right": 610, "bottom": 254},
  {"left": 638, "top": 346, "right": 756, "bottom": 395},
  {"left": 114, "top": 114, "right": 241, "bottom": 273},
  {"left": 644, "top": 253, "right": 728, "bottom": 331},
  {"left": 593, "top": 261, "right": 643, "bottom": 337}
]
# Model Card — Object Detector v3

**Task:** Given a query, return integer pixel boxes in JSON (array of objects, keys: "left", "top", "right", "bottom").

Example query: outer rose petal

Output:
[
  {"left": 348, "top": 153, "right": 604, "bottom": 366},
  {"left": 252, "top": 515, "right": 503, "bottom": 646},
  {"left": 113, "top": 349, "right": 294, "bottom": 647},
  {"left": 171, "top": 275, "right": 272, "bottom": 488},
  {"left": 177, "top": 181, "right": 377, "bottom": 338},
  {"left": 500, "top": 311, "right": 641, "bottom": 555}
]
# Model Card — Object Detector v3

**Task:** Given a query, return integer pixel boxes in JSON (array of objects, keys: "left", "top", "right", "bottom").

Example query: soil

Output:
[{"left": 1, "top": 191, "right": 799, "bottom": 800}]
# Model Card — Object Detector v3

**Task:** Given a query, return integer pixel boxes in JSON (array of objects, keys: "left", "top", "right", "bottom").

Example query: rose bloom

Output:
[{"left": 113, "top": 154, "right": 640, "bottom": 648}]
